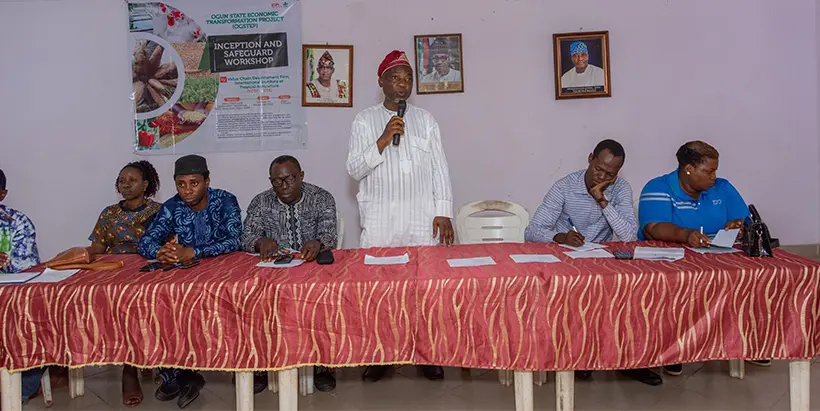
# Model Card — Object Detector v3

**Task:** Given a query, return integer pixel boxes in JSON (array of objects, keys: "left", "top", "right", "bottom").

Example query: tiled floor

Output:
[
  {"left": 19, "top": 359, "right": 820, "bottom": 411},
  {"left": 20, "top": 247, "right": 820, "bottom": 411}
]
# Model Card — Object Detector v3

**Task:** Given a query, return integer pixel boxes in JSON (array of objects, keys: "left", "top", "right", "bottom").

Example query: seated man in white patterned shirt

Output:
[
  {"left": 241, "top": 155, "right": 338, "bottom": 393},
  {"left": 524, "top": 140, "right": 661, "bottom": 386}
]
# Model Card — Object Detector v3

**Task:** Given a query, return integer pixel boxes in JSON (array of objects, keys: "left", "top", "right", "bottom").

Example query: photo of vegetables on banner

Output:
[{"left": 128, "top": 1, "right": 305, "bottom": 154}]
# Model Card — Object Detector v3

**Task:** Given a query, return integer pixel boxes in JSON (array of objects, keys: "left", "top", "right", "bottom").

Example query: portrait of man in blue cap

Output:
[{"left": 561, "top": 40, "right": 606, "bottom": 90}]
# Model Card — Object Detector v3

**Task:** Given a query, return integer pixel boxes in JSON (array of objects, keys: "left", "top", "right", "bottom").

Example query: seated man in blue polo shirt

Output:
[{"left": 638, "top": 140, "right": 769, "bottom": 375}]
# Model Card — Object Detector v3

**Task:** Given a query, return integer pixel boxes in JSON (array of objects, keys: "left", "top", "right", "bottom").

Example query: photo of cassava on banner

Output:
[{"left": 127, "top": 0, "right": 305, "bottom": 155}]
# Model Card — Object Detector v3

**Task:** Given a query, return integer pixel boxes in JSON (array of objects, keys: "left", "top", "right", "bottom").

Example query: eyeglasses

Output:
[
  {"left": 317, "top": 65, "right": 334, "bottom": 71},
  {"left": 431, "top": 55, "right": 449, "bottom": 62},
  {"left": 270, "top": 174, "right": 298, "bottom": 188}
]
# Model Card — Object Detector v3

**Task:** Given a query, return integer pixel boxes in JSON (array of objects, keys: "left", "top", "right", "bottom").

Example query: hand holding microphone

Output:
[
  {"left": 377, "top": 100, "right": 407, "bottom": 153},
  {"left": 392, "top": 100, "right": 407, "bottom": 146}
]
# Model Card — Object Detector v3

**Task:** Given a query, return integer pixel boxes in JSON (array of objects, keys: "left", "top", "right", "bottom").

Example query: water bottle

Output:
[{"left": 1, "top": 228, "right": 9, "bottom": 254}]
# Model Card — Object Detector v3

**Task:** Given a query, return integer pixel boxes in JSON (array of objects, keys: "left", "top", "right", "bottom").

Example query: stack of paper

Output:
[
  {"left": 447, "top": 257, "right": 496, "bottom": 268},
  {"left": 710, "top": 229, "right": 740, "bottom": 249},
  {"left": 0, "top": 272, "right": 41, "bottom": 284},
  {"left": 28, "top": 268, "right": 80, "bottom": 283},
  {"left": 633, "top": 247, "right": 685, "bottom": 262},
  {"left": 364, "top": 254, "right": 410, "bottom": 265},
  {"left": 256, "top": 259, "right": 304, "bottom": 268},
  {"left": 509, "top": 254, "right": 561, "bottom": 264},
  {"left": 564, "top": 249, "right": 614, "bottom": 259},
  {"left": 688, "top": 247, "right": 741, "bottom": 255},
  {"left": 560, "top": 242, "right": 607, "bottom": 252}
]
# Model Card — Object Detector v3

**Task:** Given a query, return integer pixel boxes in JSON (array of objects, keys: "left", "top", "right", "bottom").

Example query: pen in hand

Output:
[{"left": 567, "top": 217, "right": 585, "bottom": 246}]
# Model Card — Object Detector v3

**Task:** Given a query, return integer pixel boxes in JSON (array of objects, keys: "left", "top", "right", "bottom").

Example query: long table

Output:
[{"left": 1, "top": 242, "right": 818, "bottom": 410}]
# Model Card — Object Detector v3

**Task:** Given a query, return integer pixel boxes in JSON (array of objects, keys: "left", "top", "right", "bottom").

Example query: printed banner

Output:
[{"left": 128, "top": 1, "right": 305, "bottom": 155}]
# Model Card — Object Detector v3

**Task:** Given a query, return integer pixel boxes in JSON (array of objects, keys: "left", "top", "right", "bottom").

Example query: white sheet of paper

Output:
[
  {"left": 0, "top": 272, "right": 41, "bottom": 284},
  {"left": 711, "top": 229, "right": 740, "bottom": 248},
  {"left": 509, "top": 254, "right": 561, "bottom": 264},
  {"left": 564, "top": 249, "right": 615, "bottom": 259},
  {"left": 447, "top": 257, "right": 497, "bottom": 268},
  {"left": 687, "top": 247, "right": 741, "bottom": 255},
  {"left": 560, "top": 242, "right": 608, "bottom": 252},
  {"left": 364, "top": 254, "right": 410, "bottom": 265},
  {"left": 634, "top": 247, "right": 686, "bottom": 262},
  {"left": 256, "top": 259, "right": 304, "bottom": 269},
  {"left": 28, "top": 268, "right": 81, "bottom": 284}
]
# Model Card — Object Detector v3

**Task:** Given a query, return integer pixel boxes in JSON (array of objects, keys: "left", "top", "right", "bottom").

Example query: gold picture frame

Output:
[
  {"left": 553, "top": 31, "right": 612, "bottom": 100},
  {"left": 302, "top": 44, "right": 354, "bottom": 107}
]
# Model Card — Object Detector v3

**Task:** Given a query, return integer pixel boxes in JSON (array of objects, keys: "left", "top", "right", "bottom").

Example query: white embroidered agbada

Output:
[{"left": 347, "top": 103, "right": 453, "bottom": 248}]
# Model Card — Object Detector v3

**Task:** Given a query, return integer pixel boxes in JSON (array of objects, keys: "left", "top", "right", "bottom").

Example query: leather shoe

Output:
[
  {"left": 663, "top": 364, "right": 683, "bottom": 376},
  {"left": 314, "top": 367, "right": 336, "bottom": 392},
  {"left": 176, "top": 372, "right": 204, "bottom": 409},
  {"left": 619, "top": 368, "right": 662, "bottom": 386},
  {"left": 419, "top": 365, "right": 444, "bottom": 381},
  {"left": 362, "top": 365, "right": 389, "bottom": 382},
  {"left": 253, "top": 372, "right": 267, "bottom": 394},
  {"left": 575, "top": 370, "right": 592, "bottom": 380}
]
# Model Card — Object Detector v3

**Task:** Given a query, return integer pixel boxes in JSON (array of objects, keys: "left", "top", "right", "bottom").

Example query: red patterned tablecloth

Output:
[
  {"left": 0, "top": 248, "right": 418, "bottom": 372},
  {"left": 1, "top": 242, "right": 818, "bottom": 372},
  {"left": 415, "top": 242, "right": 820, "bottom": 371}
]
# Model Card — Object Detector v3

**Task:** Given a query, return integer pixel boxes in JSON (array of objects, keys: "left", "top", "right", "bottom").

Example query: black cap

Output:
[{"left": 174, "top": 155, "right": 208, "bottom": 177}]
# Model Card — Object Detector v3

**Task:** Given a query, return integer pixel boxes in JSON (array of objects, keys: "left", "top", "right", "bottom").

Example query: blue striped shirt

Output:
[
  {"left": 637, "top": 170, "right": 749, "bottom": 240},
  {"left": 524, "top": 170, "right": 638, "bottom": 243}
]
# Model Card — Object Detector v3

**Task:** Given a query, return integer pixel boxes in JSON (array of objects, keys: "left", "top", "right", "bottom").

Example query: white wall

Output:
[{"left": 1, "top": 0, "right": 818, "bottom": 259}]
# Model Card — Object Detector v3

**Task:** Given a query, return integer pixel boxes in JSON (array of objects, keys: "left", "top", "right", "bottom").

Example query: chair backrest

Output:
[
  {"left": 455, "top": 200, "right": 529, "bottom": 244},
  {"left": 336, "top": 212, "right": 344, "bottom": 249}
]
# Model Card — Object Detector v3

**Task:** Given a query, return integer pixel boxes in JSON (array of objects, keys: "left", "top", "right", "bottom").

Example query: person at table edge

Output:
[
  {"left": 637, "top": 140, "right": 770, "bottom": 375},
  {"left": 524, "top": 140, "right": 664, "bottom": 386},
  {"left": 137, "top": 154, "right": 241, "bottom": 409},
  {"left": 0, "top": 168, "right": 47, "bottom": 404},
  {"left": 89, "top": 160, "right": 162, "bottom": 407},
  {"left": 346, "top": 49, "right": 454, "bottom": 382},
  {"left": 241, "top": 154, "right": 338, "bottom": 392}
]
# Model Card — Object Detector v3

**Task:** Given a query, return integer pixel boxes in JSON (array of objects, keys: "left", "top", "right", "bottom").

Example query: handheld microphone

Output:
[{"left": 392, "top": 100, "right": 407, "bottom": 146}]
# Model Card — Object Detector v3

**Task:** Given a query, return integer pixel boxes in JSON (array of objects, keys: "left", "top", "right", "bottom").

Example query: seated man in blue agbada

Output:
[{"left": 137, "top": 154, "right": 241, "bottom": 409}]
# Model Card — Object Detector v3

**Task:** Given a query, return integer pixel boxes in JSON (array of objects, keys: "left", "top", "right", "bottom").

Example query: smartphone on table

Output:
[{"left": 274, "top": 254, "right": 294, "bottom": 265}]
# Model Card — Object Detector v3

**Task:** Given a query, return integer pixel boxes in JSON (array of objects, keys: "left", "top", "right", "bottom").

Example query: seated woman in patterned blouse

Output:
[{"left": 88, "top": 160, "right": 161, "bottom": 407}]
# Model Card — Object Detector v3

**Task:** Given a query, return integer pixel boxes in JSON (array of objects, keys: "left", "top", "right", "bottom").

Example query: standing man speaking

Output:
[{"left": 346, "top": 50, "right": 455, "bottom": 382}]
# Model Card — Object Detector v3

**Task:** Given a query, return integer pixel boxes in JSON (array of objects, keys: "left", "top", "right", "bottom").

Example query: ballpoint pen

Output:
[
  {"left": 569, "top": 218, "right": 579, "bottom": 233},
  {"left": 699, "top": 226, "right": 704, "bottom": 247}
]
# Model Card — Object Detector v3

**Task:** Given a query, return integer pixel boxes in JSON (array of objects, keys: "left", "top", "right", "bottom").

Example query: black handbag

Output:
[{"left": 741, "top": 204, "right": 776, "bottom": 257}]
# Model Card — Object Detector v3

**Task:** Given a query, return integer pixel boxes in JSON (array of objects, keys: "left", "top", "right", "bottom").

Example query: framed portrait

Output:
[
  {"left": 302, "top": 44, "right": 353, "bottom": 107},
  {"left": 553, "top": 31, "right": 611, "bottom": 100},
  {"left": 413, "top": 33, "right": 464, "bottom": 94}
]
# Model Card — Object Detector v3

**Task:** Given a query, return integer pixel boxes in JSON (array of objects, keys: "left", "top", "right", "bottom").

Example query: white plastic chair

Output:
[
  {"left": 455, "top": 200, "right": 529, "bottom": 245},
  {"left": 454, "top": 201, "right": 545, "bottom": 387}
]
